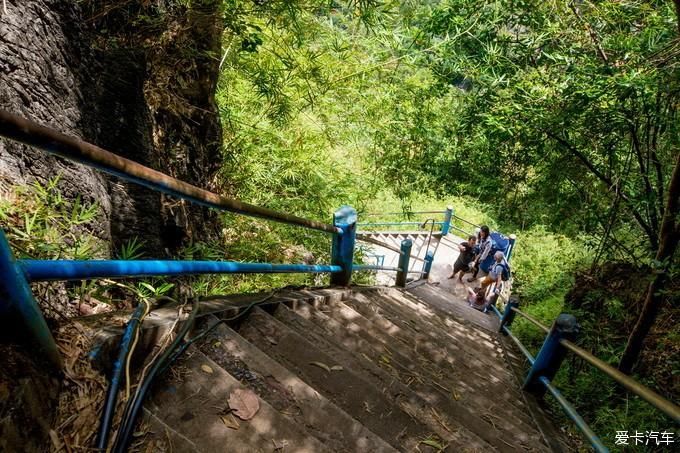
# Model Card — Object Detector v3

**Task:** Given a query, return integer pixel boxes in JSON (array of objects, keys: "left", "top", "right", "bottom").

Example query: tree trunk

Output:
[
  {"left": 0, "top": 1, "right": 223, "bottom": 255},
  {"left": 619, "top": 152, "right": 680, "bottom": 373}
]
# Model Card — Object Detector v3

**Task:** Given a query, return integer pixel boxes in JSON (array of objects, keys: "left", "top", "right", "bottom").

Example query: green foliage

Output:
[
  {"left": 135, "top": 280, "right": 175, "bottom": 299},
  {"left": 406, "top": 0, "right": 679, "bottom": 258},
  {"left": 180, "top": 214, "right": 330, "bottom": 296},
  {"left": 118, "top": 237, "right": 145, "bottom": 260},
  {"left": 510, "top": 227, "right": 593, "bottom": 302},
  {"left": 0, "top": 177, "right": 104, "bottom": 260}
]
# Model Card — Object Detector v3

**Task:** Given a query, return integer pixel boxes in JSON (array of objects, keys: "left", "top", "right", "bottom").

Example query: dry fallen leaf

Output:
[
  {"left": 273, "top": 439, "right": 289, "bottom": 451},
  {"left": 228, "top": 388, "right": 260, "bottom": 420},
  {"left": 330, "top": 365, "right": 343, "bottom": 371},
  {"left": 220, "top": 413, "right": 240, "bottom": 430},
  {"left": 309, "top": 361, "right": 331, "bottom": 372},
  {"left": 420, "top": 438, "right": 447, "bottom": 452},
  {"left": 49, "top": 429, "right": 62, "bottom": 450},
  {"left": 201, "top": 365, "right": 214, "bottom": 374}
]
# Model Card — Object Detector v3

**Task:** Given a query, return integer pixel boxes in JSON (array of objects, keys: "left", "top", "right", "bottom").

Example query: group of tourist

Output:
[{"left": 448, "top": 225, "right": 511, "bottom": 312}]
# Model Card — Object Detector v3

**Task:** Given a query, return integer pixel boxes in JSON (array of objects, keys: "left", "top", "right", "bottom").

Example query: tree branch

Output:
[
  {"left": 569, "top": 1, "right": 609, "bottom": 65},
  {"left": 546, "top": 130, "right": 658, "bottom": 250},
  {"left": 630, "top": 121, "right": 660, "bottom": 235}
]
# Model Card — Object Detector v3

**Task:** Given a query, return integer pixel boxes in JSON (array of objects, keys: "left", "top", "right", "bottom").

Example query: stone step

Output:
[
  {"left": 408, "top": 284, "right": 499, "bottom": 332},
  {"left": 135, "top": 283, "right": 560, "bottom": 452},
  {"left": 367, "top": 288, "right": 508, "bottom": 370},
  {"left": 196, "top": 315, "right": 397, "bottom": 453},
  {"left": 268, "top": 303, "right": 495, "bottom": 451},
  {"left": 143, "top": 347, "right": 330, "bottom": 453},
  {"left": 236, "top": 307, "right": 483, "bottom": 452},
  {"left": 304, "top": 298, "right": 546, "bottom": 450},
  {"left": 347, "top": 291, "right": 507, "bottom": 381},
  {"left": 343, "top": 290, "right": 537, "bottom": 429}
]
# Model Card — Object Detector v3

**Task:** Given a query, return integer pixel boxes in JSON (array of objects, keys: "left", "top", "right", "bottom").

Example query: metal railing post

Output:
[
  {"left": 0, "top": 229, "right": 62, "bottom": 368},
  {"left": 441, "top": 206, "right": 453, "bottom": 235},
  {"left": 422, "top": 250, "right": 434, "bottom": 280},
  {"left": 330, "top": 206, "right": 357, "bottom": 286},
  {"left": 524, "top": 314, "right": 579, "bottom": 396},
  {"left": 395, "top": 239, "right": 412, "bottom": 287},
  {"left": 499, "top": 297, "right": 519, "bottom": 334},
  {"left": 506, "top": 234, "right": 517, "bottom": 261}
]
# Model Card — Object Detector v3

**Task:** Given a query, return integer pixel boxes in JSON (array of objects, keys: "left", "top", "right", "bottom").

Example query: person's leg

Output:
[
  {"left": 449, "top": 261, "right": 463, "bottom": 279},
  {"left": 458, "top": 264, "right": 470, "bottom": 282},
  {"left": 467, "top": 263, "right": 480, "bottom": 282}
]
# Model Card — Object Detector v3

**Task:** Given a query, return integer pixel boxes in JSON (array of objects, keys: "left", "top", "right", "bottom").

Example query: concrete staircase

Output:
[{"left": 138, "top": 285, "right": 556, "bottom": 452}]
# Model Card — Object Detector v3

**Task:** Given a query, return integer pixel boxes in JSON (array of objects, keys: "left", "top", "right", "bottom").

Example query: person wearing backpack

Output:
[{"left": 480, "top": 251, "right": 510, "bottom": 296}]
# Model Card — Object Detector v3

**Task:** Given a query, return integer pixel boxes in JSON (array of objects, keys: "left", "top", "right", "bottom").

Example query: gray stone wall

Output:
[
  {"left": 0, "top": 1, "right": 114, "bottom": 244},
  {"left": 0, "top": 0, "right": 223, "bottom": 256}
]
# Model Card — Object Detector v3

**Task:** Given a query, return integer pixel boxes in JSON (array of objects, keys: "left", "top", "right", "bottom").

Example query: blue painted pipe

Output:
[
  {"left": 441, "top": 206, "right": 453, "bottom": 235},
  {"left": 539, "top": 376, "right": 609, "bottom": 452},
  {"left": 395, "top": 239, "right": 412, "bottom": 287},
  {"left": 422, "top": 250, "right": 434, "bottom": 279},
  {"left": 499, "top": 299, "right": 520, "bottom": 333},
  {"left": 0, "top": 111, "right": 341, "bottom": 235},
  {"left": 330, "top": 206, "right": 357, "bottom": 286},
  {"left": 524, "top": 314, "right": 579, "bottom": 396},
  {"left": 0, "top": 230, "right": 62, "bottom": 367},
  {"left": 364, "top": 210, "right": 445, "bottom": 217},
  {"left": 353, "top": 264, "right": 400, "bottom": 272},
  {"left": 356, "top": 222, "right": 445, "bottom": 227},
  {"left": 19, "top": 260, "right": 342, "bottom": 282}
]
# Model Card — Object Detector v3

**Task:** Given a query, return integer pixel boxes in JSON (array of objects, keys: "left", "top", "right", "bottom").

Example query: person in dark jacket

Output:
[{"left": 448, "top": 235, "right": 477, "bottom": 281}]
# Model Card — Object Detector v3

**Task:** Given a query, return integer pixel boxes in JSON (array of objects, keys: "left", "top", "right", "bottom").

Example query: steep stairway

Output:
[{"left": 138, "top": 284, "right": 555, "bottom": 452}]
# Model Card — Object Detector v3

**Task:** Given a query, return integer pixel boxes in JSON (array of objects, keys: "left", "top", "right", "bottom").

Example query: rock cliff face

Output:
[
  {"left": 0, "top": 0, "right": 223, "bottom": 255},
  {"left": 0, "top": 2, "right": 224, "bottom": 450}
]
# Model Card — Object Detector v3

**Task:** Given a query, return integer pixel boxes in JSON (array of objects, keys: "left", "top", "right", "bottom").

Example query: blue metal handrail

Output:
[
  {"left": 0, "top": 112, "right": 354, "bottom": 368},
  {"left": 0, "top": 111, "right": 439, "bottom": 368},
  {"left": 0, "top": 110, "right": 341, "bottom": 235},
  {"left": 357, "top": 206, "right": 454, "bottom": 236},
  {"left": 357, "top": 221, "right": 445, "bottom": 227},
  {"left": 20, "top": 260, "right": 342, "bottom": 281},
  {"left": 494, "top": 300, "right": 680, "bottom": 451},
  {"left": 363, "top": 210, "right": 445, "bottom": 217},
  {"left": 539, "top": 376, "right": 608, "bottom": 452},
  {"left": 353, "top": 264, "right": 401, "bottom": 272}
]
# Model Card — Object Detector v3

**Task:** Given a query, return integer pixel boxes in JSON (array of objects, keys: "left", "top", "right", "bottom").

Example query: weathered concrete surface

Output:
[
  {"left": 135, "top": 285, "right": 556, "bottom": 452},
  {"left": 15, "top": 284, "right": 567, "bottom": 452},
  {"left": 199, "top": 315, "right": 396, "bottom": 452},
  {"left": 358, "top": 231, "right": 512, "bottom": 327},
  {"left": 145, "top": 348, "right": 331, "bottom": 453}
]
